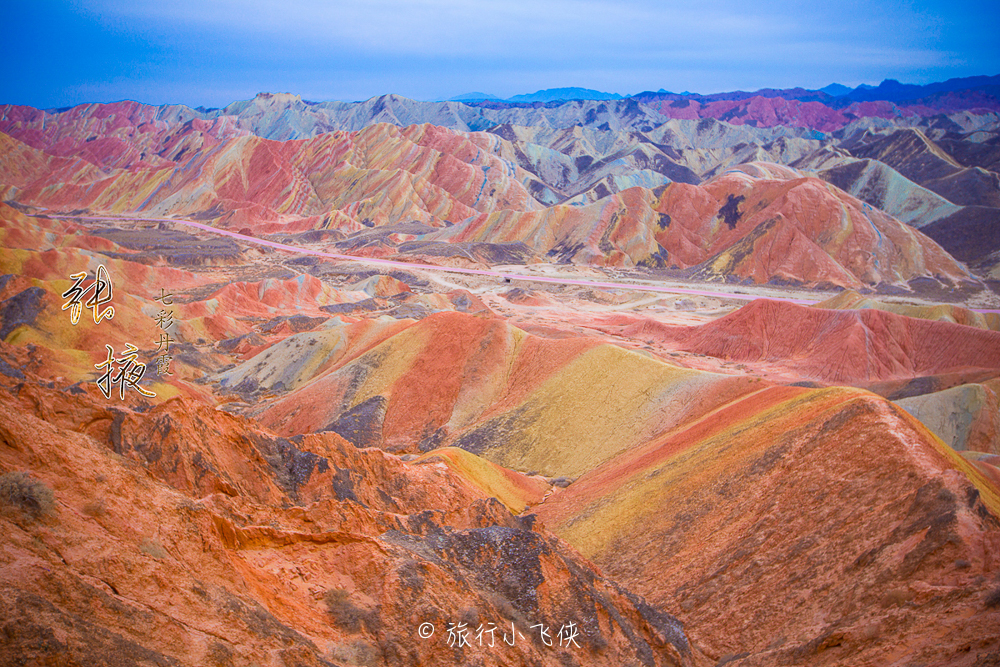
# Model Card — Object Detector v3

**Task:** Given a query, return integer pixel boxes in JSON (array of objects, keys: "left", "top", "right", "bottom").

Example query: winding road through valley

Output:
[{"left": 52, "top": 213, "right": 1000, "bottom": 313}]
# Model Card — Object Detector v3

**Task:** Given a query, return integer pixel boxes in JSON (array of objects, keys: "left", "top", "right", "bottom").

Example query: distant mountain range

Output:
[
  {"left": 446, "top": 76, "right": 999, "bottom": 106},
  {"left": 819, "top": 83, "right": 853, "bottom": 97},
  {"left": 449, "top": 87, "right": 624, "bottom": 103},
  {"left": 447, "top": 92, "right": 502, "bottom": 102}
]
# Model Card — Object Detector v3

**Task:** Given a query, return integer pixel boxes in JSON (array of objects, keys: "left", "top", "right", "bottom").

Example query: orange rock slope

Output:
[{"left": 0, "top": 362, "right": 700, "bottom": 667}]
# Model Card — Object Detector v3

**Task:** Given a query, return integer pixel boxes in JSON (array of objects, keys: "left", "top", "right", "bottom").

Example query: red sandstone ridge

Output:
[
  {"left": 0, "top": 121, "right": 540, "bottom": 232},
  {"left": 424, "top": 164, "right": 973, "bottom": 288},
  {"left": 610, "top": 298, "right": 1000, "bottom": 385},
  {"left": 670, "top": 166, "right": 968, "bottom": 287},
  {"left": 249, "top": 311, "right": 764, "bottom": 477},
  {"left": 652, "top": 96, "right": 858, "bottom": 132},
  {"left": 0, "top": 101, "right": 248, "bottom": 170},
  {"left": 648, "top": 95, "right": 989, "bottom": 131}
]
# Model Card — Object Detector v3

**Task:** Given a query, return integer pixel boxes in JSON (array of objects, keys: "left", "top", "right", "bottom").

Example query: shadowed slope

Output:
[
  {"left": 896, "top": 381, "right": 1000, "bottom": 455},
  {"left": 846, "top": 128, "right": 1000, "bottom": 207}
]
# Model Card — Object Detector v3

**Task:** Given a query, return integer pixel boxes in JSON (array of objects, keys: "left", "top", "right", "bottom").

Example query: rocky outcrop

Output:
[{"left": 0, "top": 372, "right": 701, "bottom": 667}]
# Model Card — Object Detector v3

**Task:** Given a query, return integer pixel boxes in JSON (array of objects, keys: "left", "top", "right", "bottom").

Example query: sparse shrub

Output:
[
  {"left": 484, "top": 591, "right": 531, "bottom": 633},
  {"left": 83, "top": 499, "right": 106, "bottom": 517},
  {"left": 857, "top": 623, "right": 881, "bottom": 641},
  {"left": 0, "top": 471, "right": 55, "bottom": 521},
  {"left": 177, "top": 497, "right": 205, "bottom": 513},
  {"left": 139, "top": 537, "right": 168, "bottom": 560},
  {"left": 590, "top": 632, "right": 609, "bottom": 653},
  {"left": 397, "top": 558, "right": 425, "bottom": 594},
  {"left": 192, "top": 582, "right": 211, "bottom": 600},
  {"left": 985, "top": 587, "right": 1000, "bottom": 609},
  {"left": 488, "top": 592, "right": 516, "bottom": 619},
  {"left": 459, "top": 605, "right": 480, "bottom": 628},
  {"left": 324, "top": 588, "right": 368, "bottom": 633},
  {"left": 206, "top": 640, "right": 235, "bottom": 667},
  {"left": 376, "top": 632, "right": 408, "bottom": 665},
  {"left": 328, "top": 639, "right": 378, "bottom": 666}
]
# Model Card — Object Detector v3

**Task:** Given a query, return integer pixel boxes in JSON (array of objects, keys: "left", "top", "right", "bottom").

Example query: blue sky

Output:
[{"left": 3, "top": 0, "right": 998, "bottom": 108}]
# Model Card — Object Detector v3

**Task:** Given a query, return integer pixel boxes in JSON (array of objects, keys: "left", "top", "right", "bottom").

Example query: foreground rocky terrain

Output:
[{"left": 0, "top": 361, "right": 700, "bottom": 666}]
